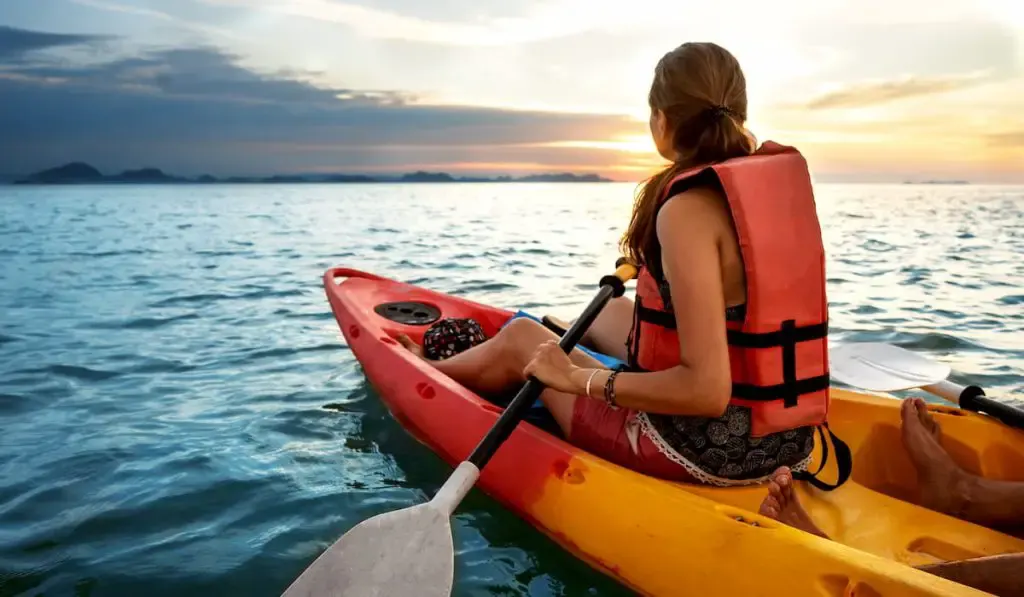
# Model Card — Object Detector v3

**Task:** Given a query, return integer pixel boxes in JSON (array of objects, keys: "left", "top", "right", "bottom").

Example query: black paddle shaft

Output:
[
  {"left": 959, "top": 386, "right": 1024, "bottom": 430},
  {"left": 466, "top": 267, "right": 632, "bottom": 469}
]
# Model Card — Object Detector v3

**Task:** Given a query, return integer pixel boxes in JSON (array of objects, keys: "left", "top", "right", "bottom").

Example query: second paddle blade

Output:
[
  {"left": 830, "top": 342, "right": 952, "bottom": 392},
  {"left": 281, "top": 502, "right": 455, "bottom": 597}
]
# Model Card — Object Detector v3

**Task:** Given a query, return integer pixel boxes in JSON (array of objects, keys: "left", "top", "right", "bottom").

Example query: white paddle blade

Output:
[
  {"left": 281, "top": 502, "right": 454, "bottom": 597},
  {"left": 830, "top": 342, "right": 951, "bottom": 392}
]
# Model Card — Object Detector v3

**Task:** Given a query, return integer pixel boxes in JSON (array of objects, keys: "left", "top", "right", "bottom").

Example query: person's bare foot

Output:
[
  {"left": 395, "top": 333, "right": 425, "bottom": 359},
  {"left": 900, "top": 397, "right": 972, "bottom": 516},
  {"left": 758, "top": 466, "right": 828, "bottom": 538}
]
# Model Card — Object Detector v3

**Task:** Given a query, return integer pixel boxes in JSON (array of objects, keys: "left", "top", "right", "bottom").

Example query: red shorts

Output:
[{"left": 569, "top": 395, "right": 695, "bottom": 482}]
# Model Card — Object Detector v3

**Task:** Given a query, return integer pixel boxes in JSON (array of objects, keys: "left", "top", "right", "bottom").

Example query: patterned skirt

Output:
[{"left": 639, "top": 405, "right": 815, "bottom": 486}]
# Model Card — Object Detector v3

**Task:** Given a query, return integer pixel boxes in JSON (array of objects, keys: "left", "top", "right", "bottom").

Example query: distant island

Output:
[
  {"left": 12, "top": 162, "right": 612, "bottom": 185},
  {"left": 901, "top": 179, "right": 970, "bottom": 185}
]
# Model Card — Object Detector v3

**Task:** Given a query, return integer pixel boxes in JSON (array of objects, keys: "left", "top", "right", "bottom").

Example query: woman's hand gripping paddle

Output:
[
  {"left": 281, "top": 261, "right": 638, "bottom": 597},
  {"left": 830, "top": 341, "right": 1024, "bottom": 430}
]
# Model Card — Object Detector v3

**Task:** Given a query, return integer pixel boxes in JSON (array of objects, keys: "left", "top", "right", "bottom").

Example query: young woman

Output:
[{"left": 399, "top": 41, "right": 834, "bottom": 486}]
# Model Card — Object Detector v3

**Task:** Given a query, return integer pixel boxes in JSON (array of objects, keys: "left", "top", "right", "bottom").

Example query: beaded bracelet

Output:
[{"left": 604, "top": 370, "right": 620, "bottom": 408}]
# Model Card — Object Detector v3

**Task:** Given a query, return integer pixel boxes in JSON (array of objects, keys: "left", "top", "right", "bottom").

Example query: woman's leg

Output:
[
  {"left": 546, "top": 296, "right": 635, "bottom": 362},
  {"left": 397, "top": 317, "right": 606, "bottom": 434},
  {"left": 399, "top": 317, "right": 700, "bottom": 480}
]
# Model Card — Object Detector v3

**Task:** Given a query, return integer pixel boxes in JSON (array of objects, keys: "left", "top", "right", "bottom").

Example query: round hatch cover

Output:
[{"left": 373, "top": 301, "right": 442, "bottom": 326}]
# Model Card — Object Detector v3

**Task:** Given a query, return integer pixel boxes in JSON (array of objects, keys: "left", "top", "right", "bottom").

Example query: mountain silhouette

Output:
[{"left": 13, "top": 162, "right": 613, "bottom": 185}]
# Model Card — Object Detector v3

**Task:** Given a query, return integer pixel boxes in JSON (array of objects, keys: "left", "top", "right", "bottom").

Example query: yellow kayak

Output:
[{"left": 324, "top": 267, "right": 1024, "bottom": 596}]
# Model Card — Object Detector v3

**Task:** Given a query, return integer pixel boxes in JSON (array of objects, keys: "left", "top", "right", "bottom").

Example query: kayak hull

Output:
[{"left": 324, "top": 267, "right": 1024, "bottom": 597}]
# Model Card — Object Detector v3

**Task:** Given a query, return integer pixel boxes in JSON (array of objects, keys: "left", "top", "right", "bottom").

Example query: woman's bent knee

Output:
[
  {"left": 498, "top": 317, "right": 552, "bottom": 349},
  {"left": 493, "top": 318, "right": 552, "bottom": 366}
]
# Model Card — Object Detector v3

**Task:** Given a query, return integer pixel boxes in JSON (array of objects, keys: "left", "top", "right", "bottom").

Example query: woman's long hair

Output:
[{"left": 621, "top": 42, "right": 757, "bottom": 278}]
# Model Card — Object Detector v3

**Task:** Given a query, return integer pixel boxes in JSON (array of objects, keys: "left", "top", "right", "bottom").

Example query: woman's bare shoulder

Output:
[{"left": 656, "top": 186, "right": 731, "bottom": 237}]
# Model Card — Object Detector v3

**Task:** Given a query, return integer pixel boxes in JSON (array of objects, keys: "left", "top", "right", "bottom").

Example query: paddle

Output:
[
  {"left": 830, "top": 342, "right": 1024, "bottom": 430},
  {"left": 281, "top": 261, "right": 638, "bottom": 597}
]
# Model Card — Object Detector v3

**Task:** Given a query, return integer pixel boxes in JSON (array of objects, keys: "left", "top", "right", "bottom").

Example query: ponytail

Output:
[{"left": 674, "top": 106, "right": 756, "bottom": 166}]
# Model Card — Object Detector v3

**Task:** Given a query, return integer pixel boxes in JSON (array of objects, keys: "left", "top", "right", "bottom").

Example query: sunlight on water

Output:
[{"left": 0, "top": 182, "right": 1021, "bottom": 596}]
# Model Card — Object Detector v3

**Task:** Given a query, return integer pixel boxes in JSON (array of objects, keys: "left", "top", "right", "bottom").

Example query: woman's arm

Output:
[{"left": 565, "top": 189, "right": 733, "bottom": 417}]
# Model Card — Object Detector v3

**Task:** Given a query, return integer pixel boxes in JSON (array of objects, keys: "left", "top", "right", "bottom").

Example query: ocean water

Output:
[{"left": 1, "top": 182, "right": 1022, "bottom": 596}]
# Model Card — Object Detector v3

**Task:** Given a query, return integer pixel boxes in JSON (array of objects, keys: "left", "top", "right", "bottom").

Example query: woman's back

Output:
[{"left": 662, "top": 186, "right": 747, "bottom": 313}]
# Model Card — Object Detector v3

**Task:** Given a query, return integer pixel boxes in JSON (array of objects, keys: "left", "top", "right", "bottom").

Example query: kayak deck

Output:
[{"left": 323, "top": 267, "right": 1024, "bottom": 597}]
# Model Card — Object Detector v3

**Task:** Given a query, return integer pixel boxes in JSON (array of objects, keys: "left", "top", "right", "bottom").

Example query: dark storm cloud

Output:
[
  {"left": 1, "top": 26, "right": 636, "bottom": 176},
  {"left": 0, "top": 25, "right": 109, "bottom": 60}
]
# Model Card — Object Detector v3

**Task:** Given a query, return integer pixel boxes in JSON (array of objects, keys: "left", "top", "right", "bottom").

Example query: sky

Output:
[{"left": 1, "top": 0, "right": 1022, "bottom": 181}]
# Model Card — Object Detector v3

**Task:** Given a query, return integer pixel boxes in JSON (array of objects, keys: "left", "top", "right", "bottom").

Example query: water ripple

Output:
[
  {"left": 26, "top": 364, "right": 123, "bottom": 382},
  {"left": 84, "top": 313, "right": 200, "bottom": 331}
]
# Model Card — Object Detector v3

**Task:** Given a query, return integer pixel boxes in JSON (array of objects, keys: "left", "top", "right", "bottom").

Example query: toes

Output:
[
  {"left": 916, "top": 400, "right": 941, "bottom": 437},
  {"left": 903, "top": 397, "right": 943, "bottom": 441},
  {"left": 901, "top": 397, "right": 915, "bottom": 422},
  {"left": 759, "top": 496, "right": 780, "bottom": 518},
  {"left": 772, "top": 466, "right": 793, "bottom": 498},
  {"left": 779, "top": 477, "right": 794, "bottom": 501},
  {"left": 914, "top": 398, "right": 930, "bottom": 423},
  {"left": 902, "top": 399, "right": 924, "bottom": 431},
  {"left": 394, "top": 334, "right": 425, "bottom": 358}
]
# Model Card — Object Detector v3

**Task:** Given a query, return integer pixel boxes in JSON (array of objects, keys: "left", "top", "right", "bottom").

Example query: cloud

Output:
[
  {"left": 804, "top": 72, "right": 990, "bottom": 110},
  {"left": 792, "top": 15, "right": 1019, "bottom": 82},
  {"left": 0, "top": 25, "right": 108, "bottom": 59},
  {"left": 68, "top": 0, "right": 239, "bottom": 41},
  {"left": 195, "top": 0, "right": 558, "bottom": 46},
  {"left": 0, "top": 27, "right": 641, "bottom": 177}
]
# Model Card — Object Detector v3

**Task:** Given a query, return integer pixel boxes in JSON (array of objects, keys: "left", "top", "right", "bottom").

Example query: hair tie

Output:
[{"left": 706, "top": 105, "right": 733, "bottom": 119}]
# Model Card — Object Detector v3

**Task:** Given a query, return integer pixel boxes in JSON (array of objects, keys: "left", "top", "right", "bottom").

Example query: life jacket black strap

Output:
[
  {"left": 727, "top": 321, "right": 828, "bottom": 348},
  {"left": 637, "top": 306, "right": 828, "bottom": 352},
  {"left": 636, "top": 302, "right": 676, "bottom": 328},
  {"left": 731, "top": 375, "right": 830, "bottom": 401},
  {"left": 793, "top": 423, "right": 853, "bottom": 492}
]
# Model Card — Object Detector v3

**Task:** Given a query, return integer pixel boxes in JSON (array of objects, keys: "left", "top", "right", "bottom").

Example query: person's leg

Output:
[
  {"left": 397, "top": 317, "right": 606, "bottom": 433},
  {"left": 545, "top": 296, "right": 634, "bottom": 362},
  {"left": 761, "top": 400, "right": 1024, "bottom": 532},
  {"left": 918, "top": 554, "right": 1024, "bottom": 597},
  {"left": 758, "top": 467, "right": 1024, "bottom": 596},
  {"left": 901, "top": 398, "right": 1024, "bottom": 528}
]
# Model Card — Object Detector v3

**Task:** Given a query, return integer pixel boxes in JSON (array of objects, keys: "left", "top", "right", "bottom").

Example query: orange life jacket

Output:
[{"left": 626, "top": 141, "right": 830, "bottom": 438}]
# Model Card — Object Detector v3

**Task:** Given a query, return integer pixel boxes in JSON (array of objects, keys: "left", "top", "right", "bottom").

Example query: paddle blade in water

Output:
[
  {"left": 281, "top": 502, "right": 455, "bottom": 597},
  {"left": 830, "top": 342, "right": 952, "bottom": 392}
]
